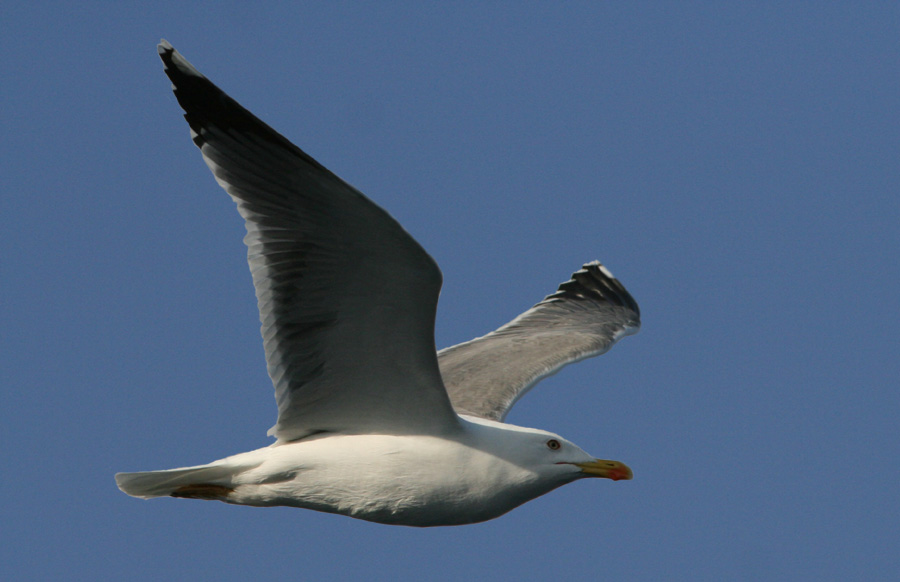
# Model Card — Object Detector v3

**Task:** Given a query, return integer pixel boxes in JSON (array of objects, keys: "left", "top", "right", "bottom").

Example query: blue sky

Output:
[{"left": 3, "top": 2, "right": 897, "bottom": 580}]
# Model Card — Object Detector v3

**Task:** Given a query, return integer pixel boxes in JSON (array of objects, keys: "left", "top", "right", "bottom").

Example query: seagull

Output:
[{"left": 115, "top": 40, "right": 641, "bottom": 527}]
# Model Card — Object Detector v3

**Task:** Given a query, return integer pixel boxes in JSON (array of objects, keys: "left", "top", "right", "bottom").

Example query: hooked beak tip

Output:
[{"left": 574, "top": 459, "right": 633, "bottom": 481}]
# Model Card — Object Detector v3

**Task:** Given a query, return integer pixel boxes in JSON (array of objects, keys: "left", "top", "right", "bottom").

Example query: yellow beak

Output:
[{"left": 574, "top": 459, "right": 633, "bottom": 481}]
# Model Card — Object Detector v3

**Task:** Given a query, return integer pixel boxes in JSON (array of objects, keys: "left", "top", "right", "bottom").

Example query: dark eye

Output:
[{"left": 546, "top": 439, "right": 561, "bottom": 450}]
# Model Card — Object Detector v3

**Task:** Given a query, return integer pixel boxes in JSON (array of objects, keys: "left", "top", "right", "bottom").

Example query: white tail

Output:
[{"left": 115, "top": 461, "right": 243, "bottom": 499}]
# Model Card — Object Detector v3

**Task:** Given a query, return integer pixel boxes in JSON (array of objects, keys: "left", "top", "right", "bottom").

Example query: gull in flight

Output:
[{"left": 116, "top": 40, "right": 641, "bottom": 527}]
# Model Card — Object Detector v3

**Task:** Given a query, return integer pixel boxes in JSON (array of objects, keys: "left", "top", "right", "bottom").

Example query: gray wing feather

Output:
[
  {"left": 158, "top": 41, "right": 460, "bottom": 441},
  {"left": 438, "top": 261, "right": 640, "bottom": 421}
]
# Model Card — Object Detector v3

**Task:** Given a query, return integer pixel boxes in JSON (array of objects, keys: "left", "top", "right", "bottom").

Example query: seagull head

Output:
[
  {"left": 525, "top": 429, "right": 632, "bottom": 484},
  {"left": 460, "top": 416, "right": 632, "bottom": 486}
]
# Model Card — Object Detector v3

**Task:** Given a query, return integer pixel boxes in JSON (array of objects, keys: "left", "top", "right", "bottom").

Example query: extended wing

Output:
[
  {"left": 158, "top": 41, "right": 460, "bottom": 441},
  {"left": 438, "top": 262, "right": 640, "bottom": 421}
]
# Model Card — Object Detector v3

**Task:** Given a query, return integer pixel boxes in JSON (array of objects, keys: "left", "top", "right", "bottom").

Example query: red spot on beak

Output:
[{"left": 607, "top": 468, "right": 630, "bottom": 481}]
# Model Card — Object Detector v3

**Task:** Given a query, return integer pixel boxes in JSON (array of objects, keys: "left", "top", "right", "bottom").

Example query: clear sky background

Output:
[{"left": 3, "top": 3, "right": 897, "bottom": 581}]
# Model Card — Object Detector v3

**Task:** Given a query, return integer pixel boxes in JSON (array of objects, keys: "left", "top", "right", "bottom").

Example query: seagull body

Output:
[
  {"left": 121, "top": 417, "right": 622, "bottom": 526},
  {"left": 116, "top": 41, "right": 640, "bottom": 527}
]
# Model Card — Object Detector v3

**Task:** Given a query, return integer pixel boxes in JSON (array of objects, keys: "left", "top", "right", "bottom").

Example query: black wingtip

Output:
[
  {"left": 154, "top": 40, "right": 336, "bottom": 182},
  {"left": 544, "top": 261, "right": 641, "bottom": 320},
  {"left": 157, "top": 40, "right": 208, "bottom": 85}
]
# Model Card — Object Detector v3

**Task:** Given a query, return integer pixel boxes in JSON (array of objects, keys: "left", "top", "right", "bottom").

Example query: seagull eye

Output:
[{"left": 546, "top": 439, "right": 561, "bottom": 450}]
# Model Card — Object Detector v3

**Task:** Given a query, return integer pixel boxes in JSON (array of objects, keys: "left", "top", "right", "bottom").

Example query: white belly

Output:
[{"left": 222, "top": 431, "right": 548, "bottom": 526}]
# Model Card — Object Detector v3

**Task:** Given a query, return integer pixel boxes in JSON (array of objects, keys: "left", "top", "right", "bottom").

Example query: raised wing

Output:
[
  {"left": 158, "top": 41, "right": 460, "bottom": 441},
  {"left": 438, "top": 261, "right": 640, "bottom": 421}
]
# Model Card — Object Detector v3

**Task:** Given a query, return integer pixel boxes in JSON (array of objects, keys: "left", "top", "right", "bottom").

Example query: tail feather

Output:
[{"left": 115, "top": 461, "right": 244, "bottom": 499}]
